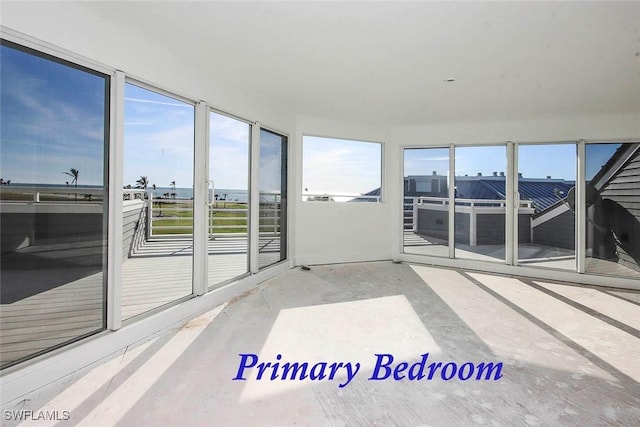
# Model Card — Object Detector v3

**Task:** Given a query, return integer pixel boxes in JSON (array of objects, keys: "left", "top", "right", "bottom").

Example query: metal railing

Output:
[
  {"left": 145, "top": 191, "right": 283, "bottom": 238},
  {"left": 303, "top": 193, "right": 382, "bottom": 202}
]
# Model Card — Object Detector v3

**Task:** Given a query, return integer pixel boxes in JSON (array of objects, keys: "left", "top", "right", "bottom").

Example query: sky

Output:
[
  {"left": 404, "top": 144, "right": 620, "bottom": 181},
  {"left": 0, "top": 43, "right": 107, "bottom": 186},
  {"left": 124, "top": 83, "right": 194, "bottom": 189},
  {"left": 209, "top": 111, "right": 249, "bottom": 191},
  {"left": 302, "top": 136, "right": 381, "bottom": 195}
]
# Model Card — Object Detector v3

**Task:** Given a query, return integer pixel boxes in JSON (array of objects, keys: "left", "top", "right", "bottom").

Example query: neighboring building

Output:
[
  {"left": 587, "top": 143, "right": 640, "bottom": 273},
  {"left": 404, "top": 173, "right": 576, "bottom": 248}
]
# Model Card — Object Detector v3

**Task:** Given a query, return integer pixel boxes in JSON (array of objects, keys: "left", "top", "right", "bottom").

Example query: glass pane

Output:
[
  {"left": 0, "top": 41, "right": 108, "bottom": 368},
  {"left": 122, "top": 83, "right": 194, "bottom": 320},
  {"left": 258, "top": 129, "right": 287, "bottom": 269},
  {"left": 208, "top": 112, "right": 250, "bottom": 287},
  {"left": 302, "top": 136, "right": 381, "bottom": 202},
  {"left": 403, "top": 148, "right": 449, "bottom": 257},
  {"left": 517, "top": 144, "right": 576, "bottom": 270},
  {"left": 454, "top": 146, "right": 506, "bottom": 263},
  {"left": 585, "top": 142, "right": 640, "bottom": 279}
]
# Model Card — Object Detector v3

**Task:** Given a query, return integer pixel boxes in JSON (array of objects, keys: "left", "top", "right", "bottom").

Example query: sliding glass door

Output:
[
  {"left": 403, "top": 148, "right": 450, "bottom": 257},
  {"left": 0, "top": 41, "right": 109, "bottom": 368},
  {"left": 402, "top": 141, "right": 640, "bottom": 283},
  {"left": 585, "top": 142, "right": 640, "bottom": 279},
  {"left": 258, "top": 129, "right": 287, "bottom": 269},
  {"left": 517, "top": 144, "right": 576, "bottom": 270},
  {"left": 454, "top": 145, "right": 507, "bottom": 263},
  {"left": 121, "top": 82, "right": 194, "bottom": 320},
  {"left": 208, "top": 111, "right": 250, "bottom": 287}
]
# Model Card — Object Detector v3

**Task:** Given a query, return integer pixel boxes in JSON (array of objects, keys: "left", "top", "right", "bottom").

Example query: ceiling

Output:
[{"left": 84, "top": 1, "right": 640, "bottom": 127}]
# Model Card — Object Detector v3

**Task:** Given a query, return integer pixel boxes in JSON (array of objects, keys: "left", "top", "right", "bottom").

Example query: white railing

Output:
[
  {"left": 146, "top": 191, "right": 283, "bottom": 238},
  {"left": 303, "top": 193, "right": 381, "bottom": 202},
  {"left": 0, "top": 185, "right": 104, "bottom": 202},
  {"left": 403, "top": 196, "right": 535, "bottom": 232},
  {"left": 123, "top": 189, "right": 146, "bottom": 200}
]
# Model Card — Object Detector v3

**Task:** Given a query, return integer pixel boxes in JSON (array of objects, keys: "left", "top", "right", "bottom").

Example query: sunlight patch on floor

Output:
[
  {"left": 468, "top": 272, "right": 640, "bottom": 382},
  {"left": 68, "top": 304, "right": 225, "bottom": 426},
  {"left": 239, "top": 295, "right": 441, "bottom": 402},
  {"left": 533, "top": 281, "right": 640, "bottom": 330},
  {"left": 410, "top": 265, "right": 617, "bottom": 382}
]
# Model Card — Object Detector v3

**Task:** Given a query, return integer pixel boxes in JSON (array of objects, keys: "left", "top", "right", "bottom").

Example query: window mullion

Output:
[{"left": 107, "top": 70, "right": 125, "bottom": 331}]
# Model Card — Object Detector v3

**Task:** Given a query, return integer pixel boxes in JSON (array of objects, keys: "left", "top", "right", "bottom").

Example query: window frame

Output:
[{"left": 301, "top": 134, "right": 384, "bottom": 203}]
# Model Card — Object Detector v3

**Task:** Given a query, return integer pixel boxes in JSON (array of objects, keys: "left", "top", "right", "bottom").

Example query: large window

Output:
[
  {"left": 259, "top": 129, "right": 287, "bottom": 269},
  {"left": 302, "top": 136, "right": 382, "bottom": 202},
  {"left": 517, "top": 144, "right": 576, "bottom": 271},
  {"left": 121, "top": 82, "right": 195, "bottom": 320},
  {"left": 403, "top": 148, "right": 450, "bottom": 257},
  {"left": 0, "top": 40, "right": 109, "bottom": 368},
  {"left": 585, "top": 142, "right": 640, "bottom": 279},
  {"left": 208, "top": 111, "right": 250, "bottom": 287},
  {"left": 454, "top": 145, "right": 507, "bottom": 263}
]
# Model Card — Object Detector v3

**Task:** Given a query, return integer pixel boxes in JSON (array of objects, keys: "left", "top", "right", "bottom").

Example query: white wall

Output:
[
  {"left": 0, "top": 2, "right": 295, "bottom": 131},
  {"left": 292, "top": 115, "right": 395, "bottom": 265}
]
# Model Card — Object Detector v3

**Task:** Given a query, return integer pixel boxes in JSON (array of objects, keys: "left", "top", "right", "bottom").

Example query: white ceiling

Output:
[{"left": 85, "top": 1, "right": 639, "bottom": 127}]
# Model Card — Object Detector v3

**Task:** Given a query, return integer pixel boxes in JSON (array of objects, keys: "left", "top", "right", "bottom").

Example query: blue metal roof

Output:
[{"left": 454, "top": 178, "right": 574, "bottom": 212}]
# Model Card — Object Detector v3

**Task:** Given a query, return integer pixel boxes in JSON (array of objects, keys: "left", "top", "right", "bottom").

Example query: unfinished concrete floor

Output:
[{"left": 8, "top": 262, "right": 640, "bottom": 426}]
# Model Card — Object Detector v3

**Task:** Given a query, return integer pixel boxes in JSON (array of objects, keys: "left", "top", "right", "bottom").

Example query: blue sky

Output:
[
  {"left": 404, "top": 144, "right": 619, "bottom": 181},
  {"left": 124, "top": 83, "right": 194, "bottom": 189},
  {"left": 1, "top": 43, "right": 106, "bottom": 186},
  {"left": 303, "top": 136, "right": 381, "bottom": 195},
  {"left": 209, "top": 112, "right": 249, "bottom": 190}
]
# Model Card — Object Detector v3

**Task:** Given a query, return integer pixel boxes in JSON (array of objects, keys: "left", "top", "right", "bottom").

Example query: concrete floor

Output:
[{"left": 6, "top": 262, "right": 639, "bottom": 426}]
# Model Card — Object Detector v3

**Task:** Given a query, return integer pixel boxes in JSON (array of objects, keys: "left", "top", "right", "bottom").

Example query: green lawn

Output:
[{"left": 152, "top": 204, "right": 250, "bottom": 235}]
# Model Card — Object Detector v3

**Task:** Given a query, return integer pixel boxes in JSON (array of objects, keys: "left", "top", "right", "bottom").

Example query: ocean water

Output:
[
  {"left": 147, "top": 187, "right": 248, "bottom": 202},
  {"left": 148, "top": 188, "right": 280, "bottom": 203}
]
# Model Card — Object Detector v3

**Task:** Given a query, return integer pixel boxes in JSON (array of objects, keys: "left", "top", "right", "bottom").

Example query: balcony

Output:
[{"left": 0, "top": 186, "right": 282, "bottom": 368}]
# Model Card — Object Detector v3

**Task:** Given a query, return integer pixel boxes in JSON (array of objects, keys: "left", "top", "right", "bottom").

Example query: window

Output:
[
  {"left": 259, "top": 129, "right": 287, "bottom": 269},
  {"left": 302, "top": 136, "right": 382, "bottom": 202},
  {"left": 208, "top": 111, "right": 250, "bottom": 286},
  {"left": 403, "top": 148, "right": 450, "bottom": 258},
  {"left": 517, "top": 144, "right": 576, "bottom": 270},
  {"left": 0, "top": 40, "right": 109, "bottom": 368},
  {"left": 122, "top": 82, "right": 195, "bottom": 320},
  {"left": 585, "top": 142, "right": 640, "bottom": 279},
  {"left": 454, "top": 145, "right": 507, "bottom": 263}
]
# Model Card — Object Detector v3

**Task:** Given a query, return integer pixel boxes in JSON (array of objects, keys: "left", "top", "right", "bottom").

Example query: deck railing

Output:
[
  {"left": 303, "top": 193, "right": 382, "bottom": 202},
  {"left": 144, "top": 191, "right": 283, "bottom": 238},
  {"left": 0, "top": 185, "right": 105, "bottom": 202},
  {"left": 403, "top": 196, "right": 535, "bottom": 231}
]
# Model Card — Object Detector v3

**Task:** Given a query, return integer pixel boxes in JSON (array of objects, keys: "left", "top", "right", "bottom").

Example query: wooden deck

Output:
[{"left": 0, "top": 236, "right": 281, "bottom": 368}]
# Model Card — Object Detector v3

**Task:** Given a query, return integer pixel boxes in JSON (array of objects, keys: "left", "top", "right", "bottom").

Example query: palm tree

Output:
[
  {"left": 136, "top": 176, "right": 149, "bottom": 189},
  {"left": 63, "top": 168, "right": 79, "bottom": 201},
  {"left": 170, "top": 180, "right": 176, "bottom": 199},
  {"left": 63, "top": 168, "right": 79, "bottom": 187}
]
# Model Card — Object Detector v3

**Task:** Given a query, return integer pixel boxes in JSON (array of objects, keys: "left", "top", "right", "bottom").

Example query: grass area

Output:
[
  {"left": 152, "top": 209, "right": 250, "bottom": 235},
  {"left": 154, "top": 218, "right": 194, "bottom": 227},
  {"left": 148, "top": 202, "right": 282, "bottom": 236}
]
